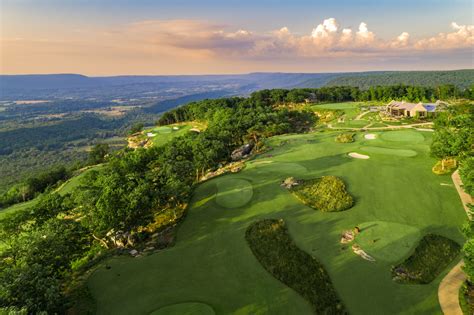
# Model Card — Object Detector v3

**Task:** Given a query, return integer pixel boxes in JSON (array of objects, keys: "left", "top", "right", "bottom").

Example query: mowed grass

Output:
[
  {"left": 146, "top": 122, "right": 206, "bottom": 147},
  {"left": 87, "top": 129, "right": 467, "bottom": 315},
  {"left": 359, "top": 146, "right": 418, "bottom": 157},
  {"left": 215, "top": 178, "right": 253, "bottom": 208},
  {"left": 150, "top": 302, "right": 215, "bottom": 315}
]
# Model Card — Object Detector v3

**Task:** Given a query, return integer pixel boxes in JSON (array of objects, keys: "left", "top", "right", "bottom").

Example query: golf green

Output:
[
  {"left": 215, "top": 178, "right": 253, "bottom": 208},
  {"left": 354, "top": 221, "right": 421, "bottom": 263},
  {"left": 359, "top": 146, "right": 418, "bottom": 157},
  {"left": 381, "top": 130, "right": 425, "bottom": 143},
  {"left": 87, "top": 130, "right": 466, "bottom": 315},
  {"left": 150, "top": 302, "right": 215, "bottom": 315},
  {"left": 154, "top": 126, "right": 172, "bottom": 134}
]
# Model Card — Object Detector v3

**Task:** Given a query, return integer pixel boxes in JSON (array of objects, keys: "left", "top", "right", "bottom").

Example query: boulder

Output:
[
  {"left": 231, "top": 143, "right": 254, "bottom": 161},
  {"left": 129, "top": 249, "right": 138, "bottom": 256}
]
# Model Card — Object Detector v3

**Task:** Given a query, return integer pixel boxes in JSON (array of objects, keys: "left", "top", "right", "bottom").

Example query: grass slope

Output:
[
  {"left": 246, "top": 219, "right": 346, "bottom": 314},
  {"left": 87, "top": 130, "right": 466, "bottom": 315}
]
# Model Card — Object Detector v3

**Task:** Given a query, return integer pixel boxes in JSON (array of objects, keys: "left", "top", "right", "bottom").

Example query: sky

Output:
[{"left": 0, "top": 0, "right": 473, "bottom": 75}]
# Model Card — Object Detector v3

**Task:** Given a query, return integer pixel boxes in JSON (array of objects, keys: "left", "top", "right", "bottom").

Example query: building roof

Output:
[{"left": 388, "top": 100, "right": 439, "bottom": 112}]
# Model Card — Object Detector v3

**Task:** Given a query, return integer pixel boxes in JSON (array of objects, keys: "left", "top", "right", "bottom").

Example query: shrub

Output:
[
  {"left": 246, "top": 219, "right": 346, "bottom": 314},
  {"left": 289, "top": 176, "right": 354, "bottom": 212},
  {"left": 432, "top": 158, "right": 457, "bottom": 175},
  {"left": 391, "top": 234, "right": 460, "bottom": 284},
  {"left": 335, "top": 133, "right": 355, "bottom": 143}
]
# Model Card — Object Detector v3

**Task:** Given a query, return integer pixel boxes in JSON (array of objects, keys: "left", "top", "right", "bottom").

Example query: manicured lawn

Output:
[
  {"left": 150, "top": 302, "right": 215, "bottom": 315},
  {"left": 145, "top": 122, "right": 206, "bottom": 147},
  {"left": 359, "top": 146, "right": 418, "bottom": 157},
  {"left": 87, "top": 129, "right": 466, "bottom": 315},
  {"left": 215, "top": 178, "right": 253, "bottom": 208},
  {"left": 381, "top": 130, "right": 425, "bottom": 143}
]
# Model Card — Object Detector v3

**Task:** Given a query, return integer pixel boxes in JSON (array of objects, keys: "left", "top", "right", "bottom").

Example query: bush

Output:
[
  {"left": 392, "top": 234, "right": 460, "bottom": 284},
  {"left": 335, "top": 133, "right": 355, "bottom": 143},
  {"left": 245, "top": 219, "right": 346, "bottom": 314},
  {"left": 289, "top": 176, "right": 354, "bottom": 212},
  {"left": 432, "top": 158, "right": 457, "bottom": 175}
]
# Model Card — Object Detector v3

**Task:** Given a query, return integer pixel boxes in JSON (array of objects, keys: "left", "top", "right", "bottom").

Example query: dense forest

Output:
[{"left": 325, "top": 70, "right": 474, "bottom": 89}]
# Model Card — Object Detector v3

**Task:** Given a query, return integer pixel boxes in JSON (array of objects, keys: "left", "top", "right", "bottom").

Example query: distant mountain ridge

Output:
[
  {"left": 1, "top": 70, "right": 471, "bottom": 100},
  {"left": 325, "top": 69, "right": 474, "bottom": 89}
]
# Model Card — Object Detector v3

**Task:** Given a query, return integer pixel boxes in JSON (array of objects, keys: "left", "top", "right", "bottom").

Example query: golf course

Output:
[{"left": 86, "top": 129, "right": 467, "bottom": 315}]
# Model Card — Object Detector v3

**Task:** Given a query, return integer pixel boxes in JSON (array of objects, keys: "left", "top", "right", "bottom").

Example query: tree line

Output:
[{"left": 430, "top": 101, "right": 474, "bottom": 311}]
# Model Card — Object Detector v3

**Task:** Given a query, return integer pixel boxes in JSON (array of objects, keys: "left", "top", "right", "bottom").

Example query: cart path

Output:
[
  {"left": 452, "top": 169, "right": 473, "bottom": 219},
  {"left": 438, "top": 261, "right": 466, "bottom": 315}
]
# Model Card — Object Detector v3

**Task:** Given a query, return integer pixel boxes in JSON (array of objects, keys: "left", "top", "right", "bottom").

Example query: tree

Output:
[
  {"left": 88, "top": 143, "right": 109, "bottom": 165},
  {"left": 129, "top": 122, "right": 144, "bottom": 135}
]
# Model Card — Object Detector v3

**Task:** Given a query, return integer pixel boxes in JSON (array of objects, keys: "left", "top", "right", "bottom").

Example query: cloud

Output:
[
  {"left": 123, "top": 17, "right": 471, "bottom": 60},
  {"left": 414, "top": 22, "right": 473, "bottom": 50},
  {"left": 2, "top": 17, "right": 472, "bottom": 74}
]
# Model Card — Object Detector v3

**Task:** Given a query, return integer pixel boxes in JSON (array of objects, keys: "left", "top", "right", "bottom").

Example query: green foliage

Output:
[
  {"left": 0, "top": 217, "right": 91, "bottom": 313},
  {"left": 392, "top": 234, "right": 460, "bottom": 284},
  {"left": 289, "top": 176, "right": 354, "bottom": 212},
  {"left": 129, "top": 122, "right": 144, "bottom": 135},
  {"left": 430, "top": 103, "right": 474, "bottom": 160},
  {"left": 335, "top": 133, "right": 355, "bottom": 143},
  {"left": 88, "top": 144, "right": 109, "bottom": 165},
  {"left": 462, "top": 220, "right": 474, "bottom": 284},
  {"left": 0, "top": 166, "right": 71, "bottom": 209},
  {"left": 326, "top": 70, "right": 474, "bottom": 90},
  {"left": 245, "top": 219, "right": 346, "bottom": 314},
  {"left": 460, "top": 157, "right": 474, "bottom": 196}
]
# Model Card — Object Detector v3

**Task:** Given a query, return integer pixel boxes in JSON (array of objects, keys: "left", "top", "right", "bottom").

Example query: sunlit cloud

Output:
[
  {"left": 119, "top": 17, "right": 472, "bottom": 58},
  {"left": 1, "top": 17, "right": 472, "bottom": 74}
]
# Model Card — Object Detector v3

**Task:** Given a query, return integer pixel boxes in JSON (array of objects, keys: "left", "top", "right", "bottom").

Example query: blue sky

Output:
[{"left": 1, "top": 0, "right": 473, "bottom": 74}]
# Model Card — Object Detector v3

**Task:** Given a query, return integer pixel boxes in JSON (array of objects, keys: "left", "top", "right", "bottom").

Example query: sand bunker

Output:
[
  {"left": 348, "top": 152, "right": 370, "bottom": 159},
  {"left": 352, "top": 244, "right": 375, "bottom": 261},
  {"left": 364, "top": 134, "right": 376, "bottom": 140}
]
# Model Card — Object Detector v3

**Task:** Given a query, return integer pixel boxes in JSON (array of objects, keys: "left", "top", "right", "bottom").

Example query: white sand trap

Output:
[
  {"left": 146, "top": 132, "right": 156, "bottom": 137},
  {"left": 349, "top": 152, "right": 370, "bottom": 159},
  {"left": 364, "top": 134, "right": 376, "bottom": 140}
]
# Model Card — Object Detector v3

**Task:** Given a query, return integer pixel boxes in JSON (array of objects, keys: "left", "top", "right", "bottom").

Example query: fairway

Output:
[
  {"left": 381, "top": 130, "right": 425, "bottom": 142},
  {"left": 215, "top": 178, "right": 253, "bottom": 208},
  {"left": 150, "top": 302, "right": 215, "bottom": 315},
  {"left": 87, "top": 129, "right": 467, "bottom": 315}
]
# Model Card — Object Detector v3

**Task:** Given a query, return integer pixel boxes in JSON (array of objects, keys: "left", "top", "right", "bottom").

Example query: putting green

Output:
[
  {"left": 359, "top": 146, "right": 418, "bottom": 157},
  {"left": 355, "top": 221, "right": 421, "bottom": 263},
  {"left": 381, "top": 130, "right": 424, "bottom": 143},
  {"left": 153, "top": 126, "right": 172, "bottom": 134},
  {"left": 215, "top": 178, "right": 253, "bottom": 208},
  {"left": 150, "top": 302, "right": 215, "bottom": 315}
]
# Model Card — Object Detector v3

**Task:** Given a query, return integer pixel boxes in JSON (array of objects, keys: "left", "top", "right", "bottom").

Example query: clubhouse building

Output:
[{"left": 386, "top": 100, "right": 445, "bottom": 118}]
